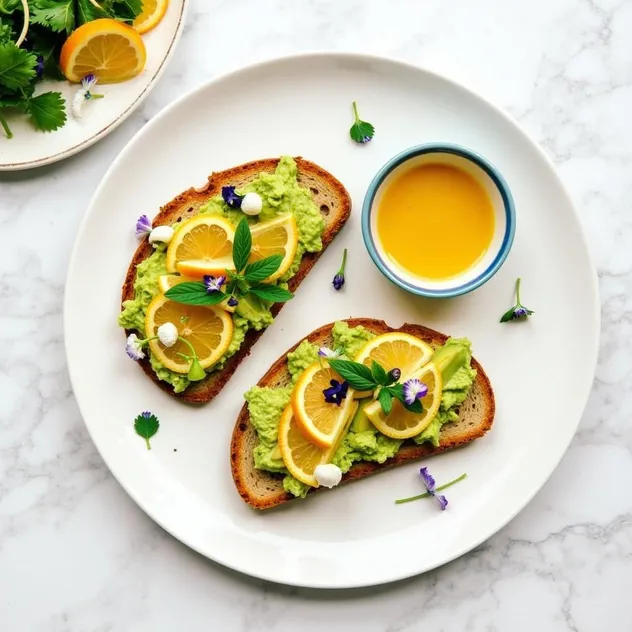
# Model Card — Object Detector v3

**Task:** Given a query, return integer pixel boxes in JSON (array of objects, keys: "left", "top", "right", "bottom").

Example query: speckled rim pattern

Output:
[
  {"left": 0, "top": 0, "right": 189, "bottom": 171},
  {"left": 361, "top": 143, "right": 516, "bottom": 298}
]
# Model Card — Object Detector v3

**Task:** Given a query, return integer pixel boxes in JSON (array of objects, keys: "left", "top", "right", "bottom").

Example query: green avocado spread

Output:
[
  {"left": 245, "top": 322, "right": 477, "bottom": 498},
  {"left": 118, "top": 157, "right": 325, "bottom": 392}
]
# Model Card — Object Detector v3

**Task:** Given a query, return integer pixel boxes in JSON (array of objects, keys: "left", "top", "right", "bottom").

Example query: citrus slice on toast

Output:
[
  {"left": 354, "top": 332, "right": 433, "bottom": 377},
  {"left": 250, "top": 214, "right": 299, "bottom": 282}
]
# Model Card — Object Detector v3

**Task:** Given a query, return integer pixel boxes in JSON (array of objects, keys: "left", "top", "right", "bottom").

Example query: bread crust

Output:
[{"left": 120, "top": 157, "right": 351, "bottom": 403}]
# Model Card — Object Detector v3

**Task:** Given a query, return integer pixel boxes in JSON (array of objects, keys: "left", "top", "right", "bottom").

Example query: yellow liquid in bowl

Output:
[{"left": 376, "top": 163, "right": 495, "bottom": 280}]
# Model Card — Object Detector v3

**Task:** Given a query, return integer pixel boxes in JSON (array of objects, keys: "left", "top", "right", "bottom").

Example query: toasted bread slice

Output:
[
  {"left": 121, "top": 157, "right": 351, "bottom": 404},
  {"left": 231, "top": 318, "right": 495, "bottom": 510}
]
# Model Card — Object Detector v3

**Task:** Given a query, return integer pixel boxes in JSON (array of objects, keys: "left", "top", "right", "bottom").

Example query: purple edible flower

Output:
[
  {"left": 35, "top": 55, "right": 44, "bottom": 79},
  {"left": 387, "top": 367, "right": 401, "bottom": 382},
  {"left": 332, "top": 248, "right": 347, "bottom": 291},
  {"left": 420, "top": 467, "right": 448, "bottom": 510},
  {"left": 125, "top": 334, "right": 145, "bottom": 361},
  {"left": 135, "top": 214, "right": 152, "bottom": 237},
  {"left": 227, "top": 296, "right": 239, "bottom": 307},
  {"left": 222, "top": 186, "right": 244, "bottom": 209},
  {"left": 141, "top": 411, "right": 152, "bottom": 419},
  {"left": 500, "top": 278, "right": 535, "bottom": 323},
  {"left": 402, "top": 377, "right": 428, "bottom": 406},
  {"left": 323, "top": 379, "right": 349, "bottom": 406},
  {"left": 203, "top": 274, "right": 226, "bottom": 293}
]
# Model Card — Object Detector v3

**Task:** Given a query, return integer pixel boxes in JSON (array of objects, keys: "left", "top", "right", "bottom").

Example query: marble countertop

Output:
[{"left": 2, "top": 0, "right": 631, "bottom": 629}]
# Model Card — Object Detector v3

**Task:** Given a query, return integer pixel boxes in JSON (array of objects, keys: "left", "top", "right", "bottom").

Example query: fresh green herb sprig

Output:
[
  {"left": 165, "top": 218, "right": 295, "bottom": 307},
  {"left": 329, "top": 359, "right": 423, "bottom": 414},
  {"left": 134, "top": 411, "right": 159, "bottom": 450},
  {"left": 0, "top": 0, "right": 142, "bottom": 138},
  {"left": 349, "top": 100, "right": 374, "bottom": 144}
]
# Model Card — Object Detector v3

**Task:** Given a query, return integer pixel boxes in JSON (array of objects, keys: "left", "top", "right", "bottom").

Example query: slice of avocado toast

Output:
[
  {"left": 119, "top": 157, "right": 351, "bottom": 403},
  {"left": 230, "top": 319, "right": 495, "bottom": 509}
]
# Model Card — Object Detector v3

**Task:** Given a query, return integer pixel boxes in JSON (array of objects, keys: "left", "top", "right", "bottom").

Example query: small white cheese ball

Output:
[
  {"left": 241, "top": 192, "right": 263, "bottom": 216},
  {"left": 157, "top": 322, "right": 178, "bottom": 347},
  {"left": 149, "top": 225, "right": 175, "bottom": 245},
  {"left": 314, "top": 463, "right": 343, "bottom": 488}
]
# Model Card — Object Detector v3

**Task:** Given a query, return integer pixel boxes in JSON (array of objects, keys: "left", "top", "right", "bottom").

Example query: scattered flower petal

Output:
[
  {"left": 157, "top": 322, "right": 178, "bottom": 347},
  {"left": 135, "top": 215, "right": 152, "bottom": 237},
  {"left": 323, "top": 379, "right": 349, "bottom": 406},
  {"left": 402, "top": 378, "right": 428, "bottom": 406},
  {"left": 126, "top": 334, "right": 145, "bottom": 360}
]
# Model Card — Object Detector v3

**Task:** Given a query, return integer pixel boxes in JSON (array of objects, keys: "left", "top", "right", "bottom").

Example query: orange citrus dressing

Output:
[{"left": 376, "top": 163, "right": 495, "bottom": 280}]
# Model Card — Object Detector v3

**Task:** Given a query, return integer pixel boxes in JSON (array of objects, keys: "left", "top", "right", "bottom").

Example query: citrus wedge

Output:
[
  {"left": 144, "top": 295, "right": 233, "bottom": 373},
  {"left": 291, "top": 361, "right": 357, "bottom": 448},
  {"left": 165, "top": 215, "right": 235, "bottom": 279},
  {"left": 278, "top": 401, "right": 358, "bottom": 487},
  {"left": 364, "top": 363, "right": 442, "bottom": 439},
  {"left": 133, "top": 0, "right": 169, "bottom": 34},
  {"left": 249, "top": 214, "right": 299, "bottom": 282},
  {"left": 60, "top": 19, "right": 146, "bottom": 83},
  {"left": 354, "top": 332, "right": 433, "bottom": 377},
  {"left": 157, "top": 274, "right": 237, "bottom": 313}
]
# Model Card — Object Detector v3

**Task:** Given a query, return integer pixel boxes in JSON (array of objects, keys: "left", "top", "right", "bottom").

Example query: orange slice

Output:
[
  {"left": 144, "top": 295, "right": 233, "bottom": 374},
  {"left": 354, "top": 332, "right": 433, "bottom": 377},
  {"left": 364, "top": 363, "right": 442, "bottom": 439},
  {"left": 249, "top": 214, "right": 299, "bottom": 281},
  {"left": 60, "top": 19, "right": 146, "bottom": 84},
  {"left": 291, "top": 361, "right": 357, "bottom": 447},
  {"left": 133, "top": 0, "right": 169, "bottom": 34},
  {"left": 165, "top": 215, "right": 235, "bottom": 279},
  {"left": 278, "top": 401, "right": 358, "bottom": 487}
]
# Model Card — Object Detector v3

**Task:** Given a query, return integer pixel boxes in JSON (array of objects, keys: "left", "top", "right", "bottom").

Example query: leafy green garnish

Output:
[
  {"left": 349, "top": 101, "right": 374, "bottom": 144},
  {"left": 26, "top": 90, "right": 66, "bottom": 130},
  {"left": 134, "top": 412, "right": 160, "bottom": 450},
  {"left": 0, "top": 42, "right": 36, "bottom": 90},
  {"left": 165, "top": 218, "right": 295, "bottom": 308},
  {"left": 30, "top": 0, "right": 75, "bottom": 34}
]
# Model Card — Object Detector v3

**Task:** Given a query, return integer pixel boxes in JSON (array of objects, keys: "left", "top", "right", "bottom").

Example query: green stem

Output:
[
  {"left": 90, "top": 93, "right": 105, "bottom": 100},
  {"left": 16, "top": 0, "right": 29, "bottom": 47},
  {"left": 515, "top": 277, "right": 522, "bottom": 305},
  {"left": 395, "top": 473, "right": 467, "bottom": 504},
  {"left": 0, "top": 112, "right": 13, "bottom": 139},
  {"left": 177, "top": 336, "right": 198, "bottom": 360},
  {"left": 337, "top": 248, "right": 348, "bottom": 275},
  {"left": 352, "top": 101, "right": 360, "bottom": 123},
  {"left": 145, "top": 437, "right": 151, "bottom": 450}
]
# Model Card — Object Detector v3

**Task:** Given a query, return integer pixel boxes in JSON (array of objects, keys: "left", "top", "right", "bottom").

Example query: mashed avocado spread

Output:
[
  {"left": 245, "top": 322, "right": 477, "bottom": 498},
  {"left": 118, "top": 157, "right": 325, "bottom": 392}
]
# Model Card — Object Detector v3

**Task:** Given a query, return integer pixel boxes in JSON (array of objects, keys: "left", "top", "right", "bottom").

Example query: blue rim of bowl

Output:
[{"left": 361, "top": 143, "right": 516, "bottom": 298}]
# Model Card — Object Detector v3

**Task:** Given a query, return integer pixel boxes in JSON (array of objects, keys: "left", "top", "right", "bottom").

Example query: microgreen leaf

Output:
[
  {"left": 349, "top": 101, "right": 375, "bottom": 144},
  {"left": 26, "top": 91, "right": 66, "bottom": 131},
  {"left": 371, "top": 360, "right": 390, "bottom": 386},
  {"left": 249, "top": 284, "right": 294, "bottom": 302},
  {"left": 244, "top": 254, "right": 283, "bottom": 283},
  {"left": 378, "top": 388, "right": 393, "bottom": 415},
  {"left": 328, "top": 359, "right": 377, "bottom": 392},
  {"left": 134, "top": 411, "right": 159, "bottom": 450},
  {"left": 233, "top": 218, "right": 252, "bottom": 273},
  {"left": 0, "top": 43, "right": 37, "bottom": 90},
  {"left": 165, "top": 282, "right": 227, "bottom": 306}
]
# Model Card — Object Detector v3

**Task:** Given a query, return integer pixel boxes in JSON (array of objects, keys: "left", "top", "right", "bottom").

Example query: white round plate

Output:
[
  {"left": 0, "top": 0, "right": 187, "bottom": 171},
  {"left": 65, "top": 53, "right": 599, "bottom": 588}
]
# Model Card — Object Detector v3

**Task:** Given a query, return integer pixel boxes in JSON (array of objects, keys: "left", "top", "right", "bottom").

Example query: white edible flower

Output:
[
  {"left": 149, "top": 225, "right": 175, "bottom": 245},
  {"left": 72, "top": 74, "right": 102, "bottom": 119},
  {"left": 157, "top": 322, "right": 178, "bottom": 347},
  {"left": 241, "top": 192, "right": 263, "bottom": 216},
  {"left": 125, "top": 334, "right": 145, "bottom": 361},
  {"left": 314, "top": 463, "right": 342, "bottom": 488}
]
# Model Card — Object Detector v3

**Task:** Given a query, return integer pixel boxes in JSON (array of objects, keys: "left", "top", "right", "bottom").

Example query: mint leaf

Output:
[
  {"left": 249, "top": 284, "right": 294, "bottom": 303},
  {"left": 244, "top": 255, "right": 283, "bottom": 283},
  {"left": 232, "top": 218, "right": 252, "bottom": 272},
  {"left": 328, "top": 359, "right": 376, "bottom": 391},
  {"left": 134, "top": 412, "right": 159, "bottom": 450},
  {"left": 0, "top": 43, "right": 37, "bottom": 91},
  {"left": 371, "top": 360, "right": 389, "bottom": 386},
  {"left": 26, "top": 91, "right": 66, "bottom": 131},
  {"left": 378, "top": 388, "right": 393, "bottom": 415},
  {"left": 165, "top": 282, "right": 227, "bottom": 306},
  {"left": 30, "top": 0, "right": 76, "bottom": 34}
]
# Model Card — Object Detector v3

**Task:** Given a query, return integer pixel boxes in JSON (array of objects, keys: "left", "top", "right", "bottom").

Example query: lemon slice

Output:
[
  {"left": 278, "top": 401, "right": 358, "bottom": 487},
  {"left": 291, "top": 361, "right": 357, "bottom": 447},
  {"left": 60, "top": 19, "right": 146, "bottom": 83},
  {"left": 144, "top": 295, "right": 233, "bottom": 373},
  {"left": 133, "top": 0, "right": 169, "bottom": 34},
  {"left": 157, "top": 274, "right": 236, "bottom": 312},
  {"left": 364, "top": 363, "right": 442, "bottom": 439},
  {"left": 250, "top": 214, "right": 299, "bottom": 281},
  {"left": 354, "top": 332, "right": 433, "bottom": 377},
  {"left": 165, "top": 215, "right": 235, "bottom": 279}
]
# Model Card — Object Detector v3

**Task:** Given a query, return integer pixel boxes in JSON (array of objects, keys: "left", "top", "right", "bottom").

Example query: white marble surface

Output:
[{"left": 1, "top": 0, "right": 631, "bottom": 629}]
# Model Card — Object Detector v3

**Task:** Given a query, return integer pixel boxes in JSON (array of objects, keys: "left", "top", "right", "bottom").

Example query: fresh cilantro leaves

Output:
[
  {"left": 30, "top": 0, "right": 75, "bottom": 34},
  {"left": 0, "top": 42, "right": 36, "bottom": 90},
  {"left": 26, "top": 90, "right": 66, "bottom": 130}
]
